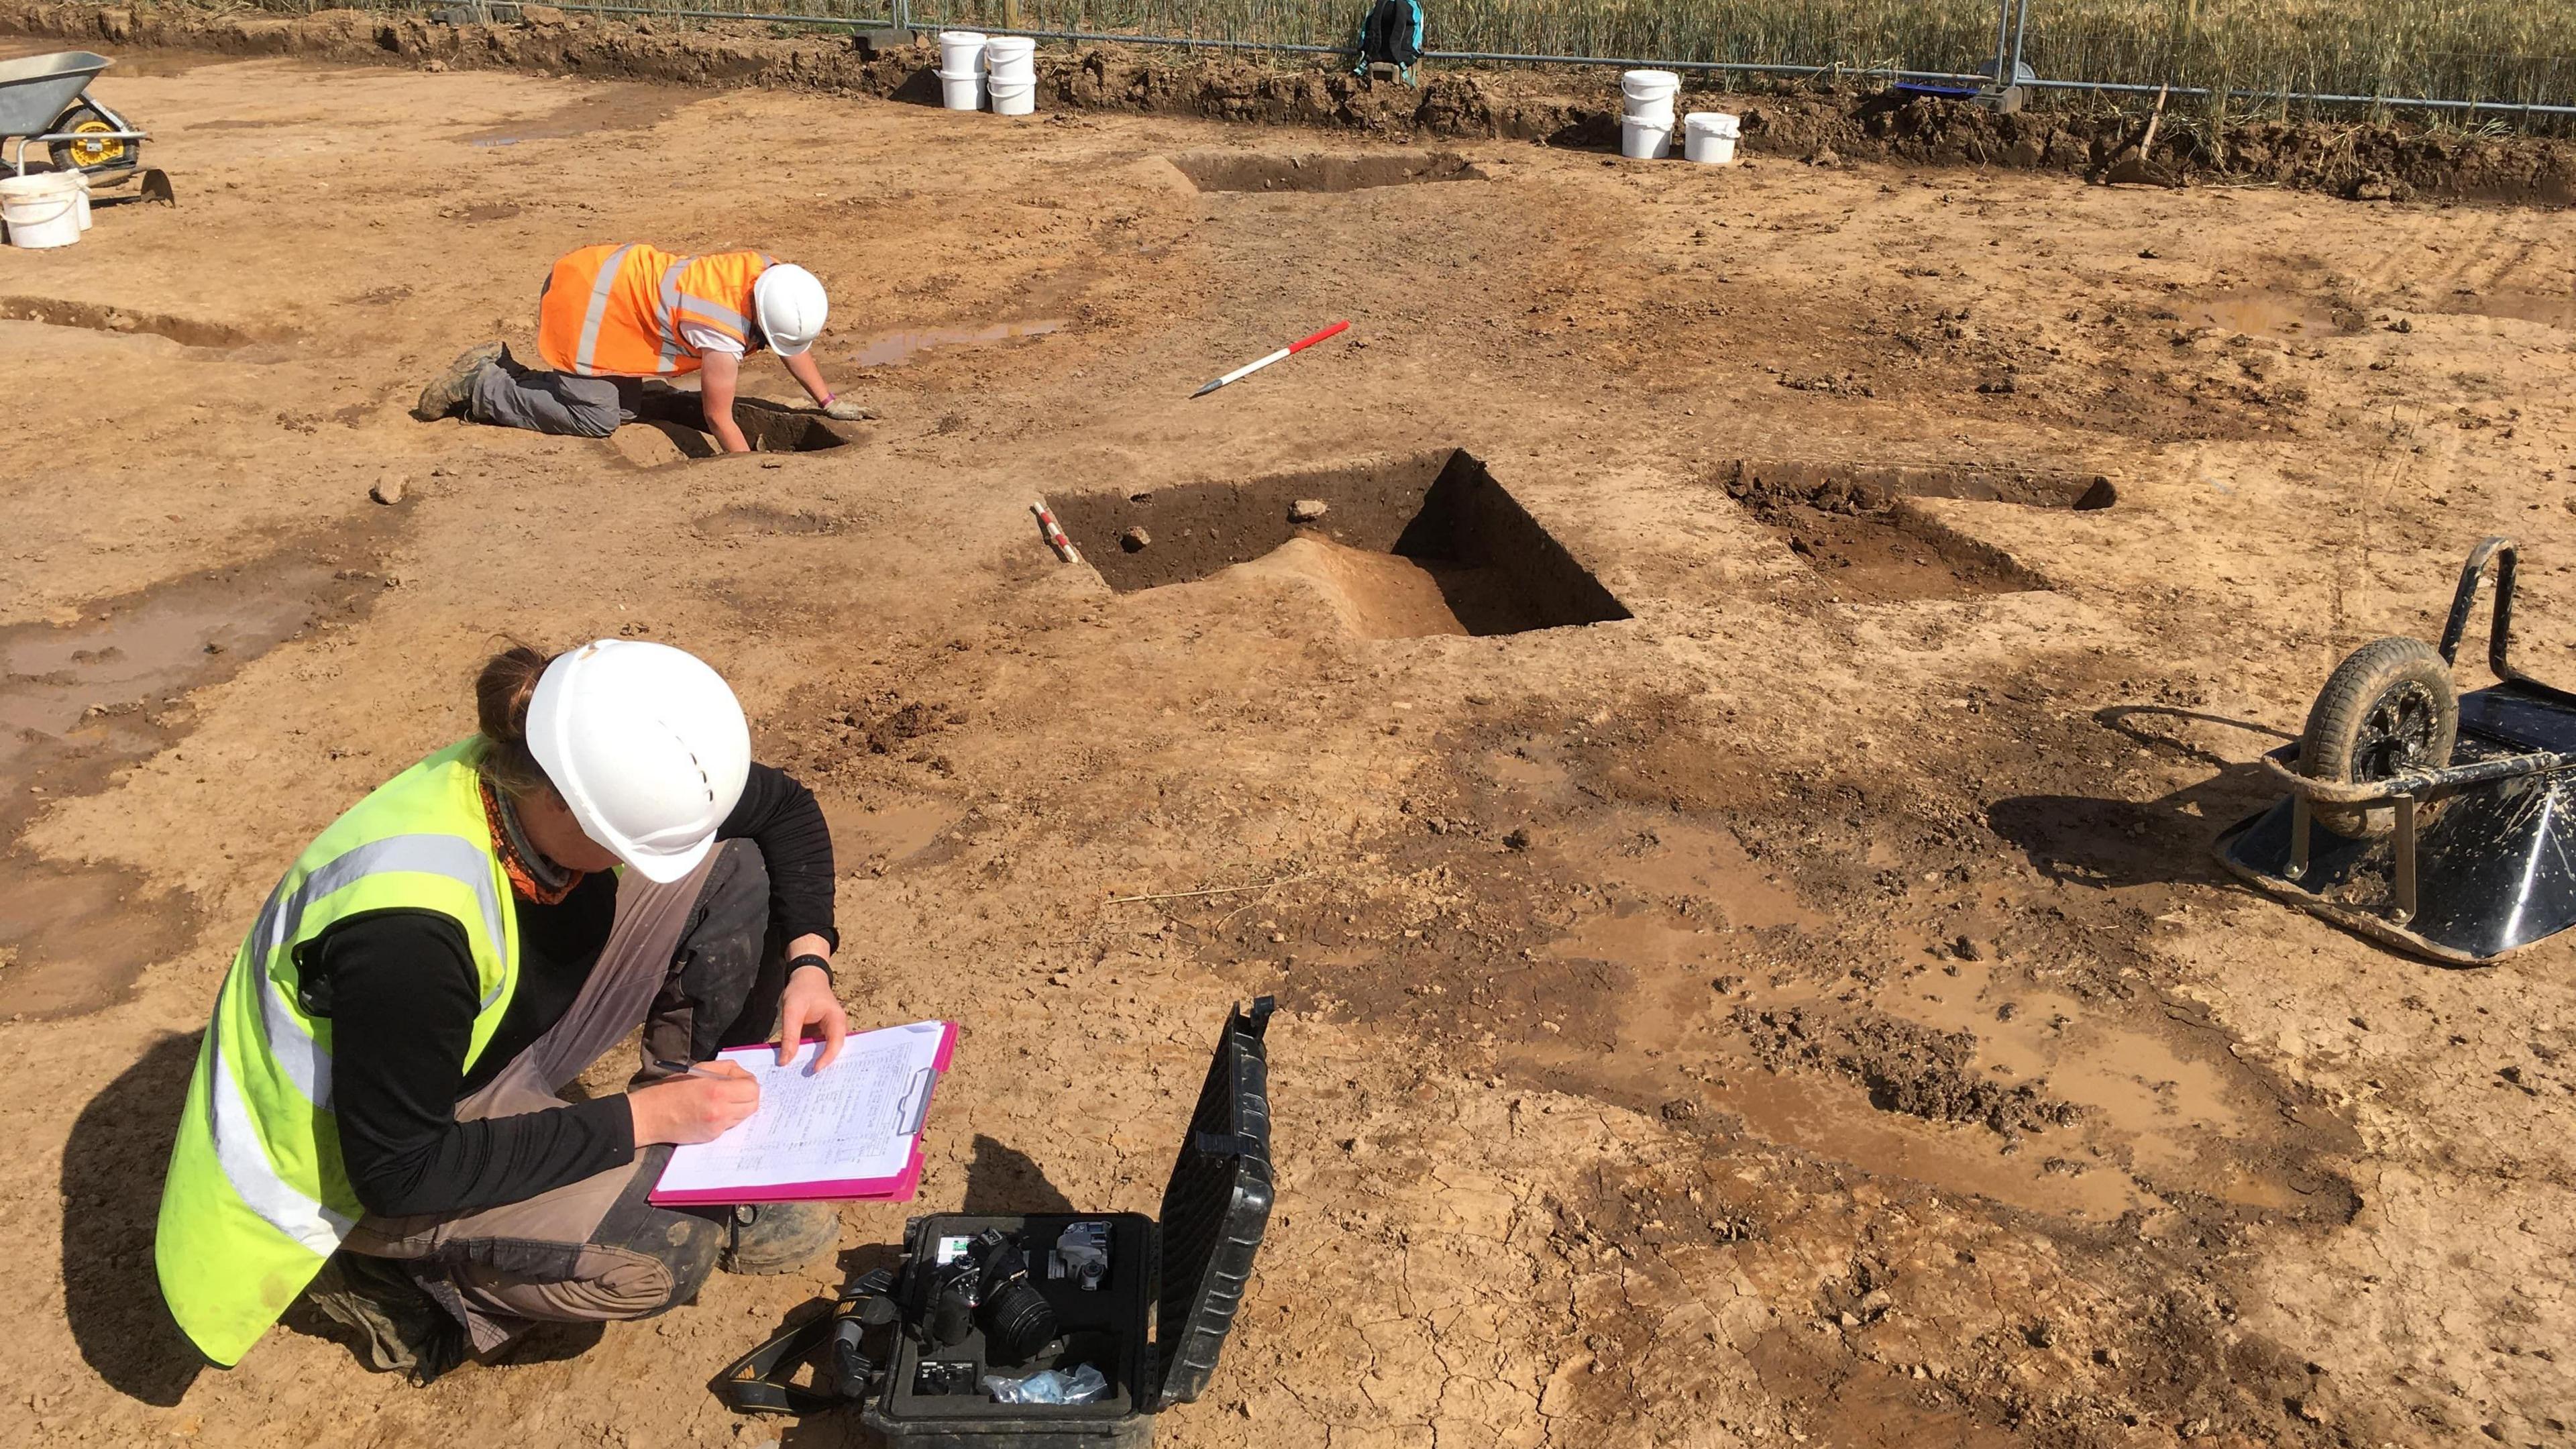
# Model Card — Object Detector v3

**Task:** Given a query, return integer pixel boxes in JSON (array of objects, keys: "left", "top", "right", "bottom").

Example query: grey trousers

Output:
[
  {"left": 337, "top": 841, "right": 790, "bottom": 1352},
  {"left": 467, "top": 354, "right": 642, "bottom": 439}
]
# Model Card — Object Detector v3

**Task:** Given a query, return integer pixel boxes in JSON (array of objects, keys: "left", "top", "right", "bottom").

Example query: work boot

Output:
[
  {"left": 411, "top": 340, "right": 504, "bottom": 421},
  {"left": 713, "top": 1201, "right": 840, "bottom": 1275},
  {"left": 304, "top": 1252, "right": 468, "bottom": 1385}
]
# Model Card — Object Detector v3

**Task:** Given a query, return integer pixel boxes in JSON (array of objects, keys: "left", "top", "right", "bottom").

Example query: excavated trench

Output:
[
  {"left": 1719, "top": 460, "right": 2116, "bottom": 601},
  {"left": 0, "top": 294, "right": 274, "bottom": 351},
  {"left": 1055, "top": 449, "right": 1628, "bottom": 639}
]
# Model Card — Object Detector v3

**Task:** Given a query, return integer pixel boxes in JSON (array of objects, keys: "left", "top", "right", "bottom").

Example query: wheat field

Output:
[
  {"left": 299, "top": 0, "right": 2576, "bottom": 115},
  {"left": 868, "top": 0, "right": 2571, "bottom": 110}
]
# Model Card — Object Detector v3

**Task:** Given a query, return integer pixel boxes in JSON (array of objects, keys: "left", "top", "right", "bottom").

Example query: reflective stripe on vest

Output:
[
  {"left": 241, "top": 832, "right": 509, "bottom": 1109},
  {"left": 205, "top": 1004, "right": 352, "bottom": 1256},
  {"left": 538, "top": 245, "right": 771, "bottom": 378},
  {"left": 656, "top": 261, "right": 685, "bottom": 373},
  {"left": 573, "top": 241, "right": 641, "bottom": 378},
  {"left": 156, "top": 743, "right": 521, "bottom": 1367}
]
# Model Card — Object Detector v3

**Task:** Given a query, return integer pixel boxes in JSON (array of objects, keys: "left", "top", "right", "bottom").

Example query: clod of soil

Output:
[
  {"left": 1733, "top": 1004, "right": 2085, "bottom": 1136},
  {"left": 1170, "top": 150, "right": 1485, "bottom": 194},
  {"left": 1719, "top": 459, "right": 2112, "bottom": 600},
  {"left": 1055, "top": 449, "right": 1629, "bottom": 638}
]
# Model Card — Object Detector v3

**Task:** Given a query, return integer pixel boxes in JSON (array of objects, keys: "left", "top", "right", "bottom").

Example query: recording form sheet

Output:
[{"left": 651, "top": 1019, "right": 955, "bottom": 1203}]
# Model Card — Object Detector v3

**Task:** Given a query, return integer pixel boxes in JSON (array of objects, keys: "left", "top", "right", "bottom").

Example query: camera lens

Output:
[
  {"left": 978, "top": 1275, "right": 1059, "bottom": 1364},
  {"left": 966, "top": 1232, "right": 1060, "bottom": 1364}
]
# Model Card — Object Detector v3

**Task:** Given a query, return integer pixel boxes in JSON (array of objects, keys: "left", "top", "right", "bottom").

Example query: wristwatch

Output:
[{"left": 787, "top": 952, "right": 833, "bottom": 983}]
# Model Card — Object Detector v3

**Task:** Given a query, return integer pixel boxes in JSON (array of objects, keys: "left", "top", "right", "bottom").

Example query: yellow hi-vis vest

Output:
[{"left": 156, "top": 740, "right": 521, "bottom": 1366}]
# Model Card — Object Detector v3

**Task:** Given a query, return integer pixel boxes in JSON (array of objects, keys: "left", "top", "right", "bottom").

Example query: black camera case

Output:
[{"left": 860, "top": 997, "right": 1275, "bottom": 1448}]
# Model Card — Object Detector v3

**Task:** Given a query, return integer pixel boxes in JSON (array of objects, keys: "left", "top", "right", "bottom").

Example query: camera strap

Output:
[{"left": 713, "top": 1269, "right": 898, "bottom": 1417}]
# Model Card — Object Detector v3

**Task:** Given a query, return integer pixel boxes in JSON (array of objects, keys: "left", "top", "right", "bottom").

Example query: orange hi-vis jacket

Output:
[{"left": 535, "top": 244, "right": 773, "bottom": 378}]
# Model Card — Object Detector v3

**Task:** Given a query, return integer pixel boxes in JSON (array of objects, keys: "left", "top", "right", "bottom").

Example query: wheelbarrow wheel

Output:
[
  {"left": 48, "top": 105, "right": 135, "bottom": 174},
  {"left": 2299, "top": 635, "right": 2458, "bottom": 839}
]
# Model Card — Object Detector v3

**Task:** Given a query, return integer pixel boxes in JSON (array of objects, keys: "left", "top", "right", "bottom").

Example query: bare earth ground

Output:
[{"left": 1, "top": 42, "right": 2573, "bottom": 1449}]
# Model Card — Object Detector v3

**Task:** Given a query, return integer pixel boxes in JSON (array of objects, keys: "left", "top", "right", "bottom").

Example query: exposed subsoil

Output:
[
  {"left": 1, "top": 30, "right": 2573, "bottom": 1449},
  {"left": 7, "top": 1, "right": 2576, "bottom": 205}
]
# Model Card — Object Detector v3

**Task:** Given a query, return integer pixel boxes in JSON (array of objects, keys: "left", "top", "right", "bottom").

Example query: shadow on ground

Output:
[
  {"left": 64, "top": 1032, "right": 206, "bottom": 1405},
  {"left": 1986, "top": 705, "right": 2292, "bottom": 890},
  {"left": 961, "top": 1134, "right": 1075, "bottom": 1214}
]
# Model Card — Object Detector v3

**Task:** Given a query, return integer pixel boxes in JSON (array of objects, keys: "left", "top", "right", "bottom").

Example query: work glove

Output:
[{"left": 822, "top": 397, "right": 877, "bottom": 422}]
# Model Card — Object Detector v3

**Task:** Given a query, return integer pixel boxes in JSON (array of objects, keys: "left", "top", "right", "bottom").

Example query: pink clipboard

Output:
[{"left": 649, "top": 1020, "right": 957, "bottom": 1206}]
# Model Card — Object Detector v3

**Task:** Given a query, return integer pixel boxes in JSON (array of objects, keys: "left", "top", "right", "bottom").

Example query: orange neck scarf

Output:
[{"left": 480, "top": 776, "right": 587, "bottom": 906}]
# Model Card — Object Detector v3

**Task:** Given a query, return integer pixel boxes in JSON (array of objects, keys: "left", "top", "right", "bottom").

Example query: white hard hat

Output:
[
  {"left": 752, "top": 264, "right": 828, "bottom": 358},
  {"left": 525, "top": 640, "right": 751, "bottom": 883}
]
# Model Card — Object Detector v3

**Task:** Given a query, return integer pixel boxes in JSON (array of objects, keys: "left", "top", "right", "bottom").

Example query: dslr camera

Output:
[{"left": 914, "top": 1228, "right": 1059, "bottom": 1364}]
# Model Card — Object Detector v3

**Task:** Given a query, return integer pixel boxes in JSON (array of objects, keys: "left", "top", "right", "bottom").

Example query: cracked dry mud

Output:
[{"left": 1, "top": 32, "right": 2572, "bottom": 1449}]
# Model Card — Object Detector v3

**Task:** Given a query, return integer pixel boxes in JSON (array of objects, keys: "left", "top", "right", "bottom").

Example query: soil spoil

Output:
[{"left": 6, "top": 1, "right": 2576, "bottom": 203}]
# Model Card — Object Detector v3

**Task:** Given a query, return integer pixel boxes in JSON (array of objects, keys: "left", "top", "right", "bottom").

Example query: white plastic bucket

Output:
[
  {"left": 1619, "top": 68, "right": 1680, "bottom": 119},
  {"left": 68, "top": 170, "right": 91, "bottom": 229},
  {"left": 0, "top": 172, "right": 80, "bottom": 249},
  {"left": 984, "top": 35, "right": 1036, "bottom": 114},
  {"left": 1619, "top": 116, "right": 1672, "bottom": 160},
  {"left": 936, "top": 68, "right": 984, "bottom": 112},
  {"left": 983, "top": 35, "right": 1036, "bottom": 80},
  {"left": 1684, "top": 112, "right": 1741, "bottom": 165},
  {"left": 987, "top": 75, "right": 1036, "bottom": 116},
  {"left": 936, "top": 30, "right": 987, "bottom": 75}
]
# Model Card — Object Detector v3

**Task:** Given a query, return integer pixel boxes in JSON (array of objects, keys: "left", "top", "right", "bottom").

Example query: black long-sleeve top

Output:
[{"left": 322, "top": 763, "right": 835, "bottom": 1218}]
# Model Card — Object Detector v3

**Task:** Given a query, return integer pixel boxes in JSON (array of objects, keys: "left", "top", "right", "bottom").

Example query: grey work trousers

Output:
[
  {"left": 467, "top": 354, "right": 644, "bottom": 439},
  {"left": 335, "top": 841, "right": 790, "bottom": 1352}
]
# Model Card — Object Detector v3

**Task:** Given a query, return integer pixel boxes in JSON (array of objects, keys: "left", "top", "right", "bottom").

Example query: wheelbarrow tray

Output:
[
  {"left": 0, "top": 51, "right": 111, "bottom": 136},
  {"left": 2217, "top": 685, "right": 2576, "bottom": 965}
]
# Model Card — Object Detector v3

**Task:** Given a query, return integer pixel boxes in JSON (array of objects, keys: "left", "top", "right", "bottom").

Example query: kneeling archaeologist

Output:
[
  {"left": 156, "top": 639, "right": 853, "bottom": 1379},
  {"left": 413, "top": 242, "right": 875, "bottom": 451}
]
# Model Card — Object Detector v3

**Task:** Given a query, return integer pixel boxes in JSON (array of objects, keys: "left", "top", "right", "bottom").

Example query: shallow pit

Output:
[
  {"left": 693, "top": 503, "right": 846, "bottom": 537},
  {"left": 1170, "top": 150, "right": 1485, "bottom": 194},
  {"left": 2181, "top": 289, "right": 2367, "bottom": 340},
  {"left": 2436, "top": 290, "right": 2576, "bottom": 329},
  {"left": 1053, "top": 449, "right": 1629, "bottom": 639},
  {"left": 616, "top": 392, "right": 861, "bottom": 464},
  {"left": 459, "top": 83, "right": 690, "bottom": 147},
  {"left": 1719, "top": 460, "right": 2114, "bottom": 602}
]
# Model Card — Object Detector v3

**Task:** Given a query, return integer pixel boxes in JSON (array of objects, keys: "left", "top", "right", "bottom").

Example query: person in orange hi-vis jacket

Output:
[{"left": 411, "top": 243, "right": 875, "bottom": 450}]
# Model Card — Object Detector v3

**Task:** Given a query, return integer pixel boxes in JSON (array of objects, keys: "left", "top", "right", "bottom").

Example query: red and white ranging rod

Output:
[
  {"left": 1030, "top": 500, "right": 1082, "bottom": 564},
  {"left": 1190, "top": 320, "right": 1351, "bottom": 398}
]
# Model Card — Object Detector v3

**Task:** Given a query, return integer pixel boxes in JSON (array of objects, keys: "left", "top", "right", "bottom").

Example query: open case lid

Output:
[{"left": 1147, "top": 996, "right": 1276, "bottom": 1411}]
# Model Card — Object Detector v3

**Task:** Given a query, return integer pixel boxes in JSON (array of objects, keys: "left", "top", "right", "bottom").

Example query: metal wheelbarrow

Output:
[
  {"left": 2218, "top": 536, "right": 2576, "bottom": 965},
  {"left": 0, "top": 50, "right": 150, "bottom": 177}
]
